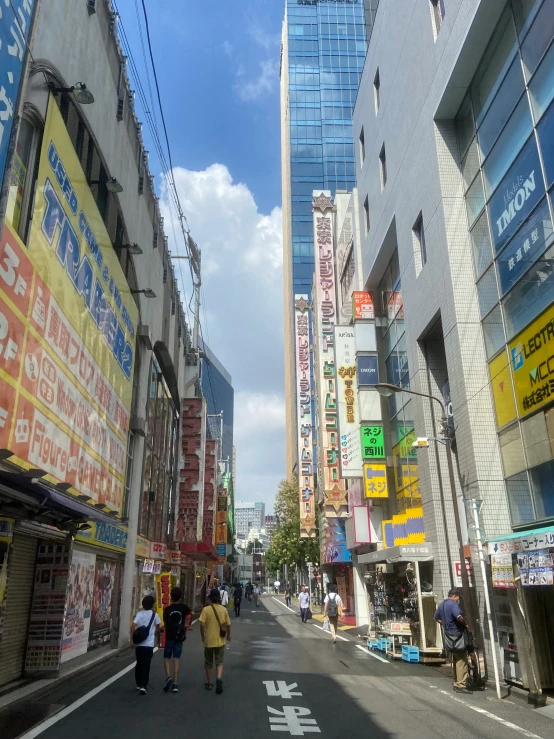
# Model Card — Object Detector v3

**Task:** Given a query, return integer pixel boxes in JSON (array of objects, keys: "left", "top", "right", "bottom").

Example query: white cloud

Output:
[
  {"left": 160, "top": 164, "right": 284, "bottom": 511},
  {"left": 235, "top": 58, "right": 279, "bottom": 102},
  {"left": 222, "top": 40, "right": 233, "bottom": 57},
  {"left": 247, "top": 21, "right": 281, "bottom": 51}
]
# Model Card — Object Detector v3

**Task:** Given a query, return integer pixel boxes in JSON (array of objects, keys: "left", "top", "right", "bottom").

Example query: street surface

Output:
[{"left": 11, "top": 597, "right": 554, "bottom": 739}]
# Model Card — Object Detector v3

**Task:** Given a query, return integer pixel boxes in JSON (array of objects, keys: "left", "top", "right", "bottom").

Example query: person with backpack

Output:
[
  {"left": 323, "top": 583, "right": 343, "bottom": 644},
  {"left": 162, "top": 587, "right": 194, "bottom": 693},
  {"left": 199, "top": 588, "right": 231, "bottom": 694},
  {"left": 233, "top": 582, "right": 243, "bottom": 617},
  {"left": 131, "top": 595, "right": 162, "bottom": 694}
]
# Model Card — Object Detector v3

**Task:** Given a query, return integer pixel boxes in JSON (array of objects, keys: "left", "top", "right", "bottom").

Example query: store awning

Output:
[
  {"left": 486, "top": 524, "right": 554, "bottom": 555},
  {"left": 179, "top": 541, "right": 219, "bottom": 562},
  {"left": 0, "top": 472, "right": 120, "bottom": 527},
  {"left": 358, "top": 543, "right": 434, "bottom": 565}
]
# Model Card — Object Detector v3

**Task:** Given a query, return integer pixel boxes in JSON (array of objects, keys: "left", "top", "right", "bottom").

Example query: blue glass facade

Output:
[
  {"left": 200, "top": 344, "right": 234, "bottom": 466},
  {"left": 285, "top": 0, "right": 372, "bottom": 295}
]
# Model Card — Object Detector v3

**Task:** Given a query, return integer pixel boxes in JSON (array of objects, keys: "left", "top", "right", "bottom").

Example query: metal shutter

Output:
[{"left": 0, "top": 533, "right": 37, "bottom": 686}]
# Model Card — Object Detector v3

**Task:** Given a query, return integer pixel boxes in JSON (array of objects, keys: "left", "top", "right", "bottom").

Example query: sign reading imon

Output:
[
  {"left": 335, "top": 326, "right": 362, "bottom": 477},
  {"left": 0, "top": 96, "right": 138, "bottom": 515}
]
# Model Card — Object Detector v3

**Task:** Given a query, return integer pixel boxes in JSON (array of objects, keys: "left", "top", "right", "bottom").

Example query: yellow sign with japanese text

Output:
[
  {"left": 489, "top": 349, "right": 517, "bottom": 428},
  {"left": 0, "top": 96, "right": 137, "bottom": 515},
  {"left": 509, "top": 304, "right": 554, "bottom": 418},
  {"left": 364, "top": 463, "right": 389, "bottom": 498}
]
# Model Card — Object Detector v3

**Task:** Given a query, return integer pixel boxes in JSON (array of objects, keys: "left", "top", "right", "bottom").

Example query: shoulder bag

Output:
[
  {"left": 210, "top": 604, "right": 228, "bottom": 639},
  {"left": 443, "top": 629, "right": 469, "bottom": 653},
  {"left": 133, "top": 611, "right": 156, "bottom": 645}
]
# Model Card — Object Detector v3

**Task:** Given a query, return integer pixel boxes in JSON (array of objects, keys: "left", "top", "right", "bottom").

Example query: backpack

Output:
[
  {"left": 327, "top": 594, "right": 339, "bottom": 618},
  {"left": 133, "top": 611, "right": 156, "bottom": 645},
  {"left": 168, "top": 607, "right": 186, "bottom": 642}
]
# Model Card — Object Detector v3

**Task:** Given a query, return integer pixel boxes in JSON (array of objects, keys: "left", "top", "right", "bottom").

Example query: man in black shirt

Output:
[
  {"left": 233, "top": 583, "right": 243, "bottom": 617},
  {"left": 163, "top": 587, "right": 193, "bottom": 693}
]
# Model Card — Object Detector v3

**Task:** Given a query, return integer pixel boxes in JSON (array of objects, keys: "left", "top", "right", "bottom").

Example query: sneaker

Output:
[
  {"left": 171, "top": 684, "right": 179, "bottom": 693},
  {"left": 215, "top": 678, "right": 223, "bottom": 694},
  {"left": 139, "top": 687, "right": 147, "bottom": 695},
  {"left": 163, "top": 677, "right": 173, "bottom": 692},
  {"left": 453, "top": 686, "right": 473, "bottom": 694}
]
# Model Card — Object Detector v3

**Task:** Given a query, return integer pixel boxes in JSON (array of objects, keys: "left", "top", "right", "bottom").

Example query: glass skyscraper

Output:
[{"left": 281, "top": 0, "right": 379, "bottom": 472}]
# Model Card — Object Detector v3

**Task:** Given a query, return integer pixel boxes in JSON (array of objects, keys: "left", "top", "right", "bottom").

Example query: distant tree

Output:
[
  {"left": 245, "top": 539, "right": 262, "bottom": 555},
  {"left": 265, "top": 477, "right": 319, "bottom": 574}
]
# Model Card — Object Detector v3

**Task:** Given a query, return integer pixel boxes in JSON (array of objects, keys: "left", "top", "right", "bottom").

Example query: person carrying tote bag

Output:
[{"left": 434, "top": 588, "right": 472, "bottom": 694}]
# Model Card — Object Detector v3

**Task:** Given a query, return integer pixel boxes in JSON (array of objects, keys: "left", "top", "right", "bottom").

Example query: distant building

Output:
[
  {"left": 264, "top": 515, "right": 277, "bottom": 543},
  {"left": 235, "top": 502, "right": 265, "bottom": 538},
  {"left": 200, "top": 341, "right": 234, "bottom": 466}
]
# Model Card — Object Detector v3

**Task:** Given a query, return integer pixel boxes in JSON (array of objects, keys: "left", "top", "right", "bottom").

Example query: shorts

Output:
[
  {"left": 164, "top": 639, "right": 184, "bottom": 659},
  {"left": 204, "top": 645, "right": 225, "bottom": 668}
]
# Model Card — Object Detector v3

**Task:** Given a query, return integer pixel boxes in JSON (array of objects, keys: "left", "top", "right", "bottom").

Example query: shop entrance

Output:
[
  {"left": 0, "top": 533, "right": 37, "bottom": 686},
  {"left": 524, "top": 585, "right": 554, "bottom": 690}
]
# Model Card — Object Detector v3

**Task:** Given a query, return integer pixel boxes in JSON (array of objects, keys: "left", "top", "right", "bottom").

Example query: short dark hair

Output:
[
  {"left": 328, "top": 583, "right": 338, "bottom": 593},
  {"left": 448, "top": 588, "right": 461, "bottom": 597},
  {"left": 171, "top": 587, "right": 183, "bottom": 602},
  {"left": 142, "top": 595, "right": 155, "bottom": 610}
]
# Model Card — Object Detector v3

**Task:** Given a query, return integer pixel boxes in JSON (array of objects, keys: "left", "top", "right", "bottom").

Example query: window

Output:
[
  {"left": 379, "top": 144, "right": 387, "bottom": 189},
  {"left": 5, "top": 114, "right": 43, "bottom": 242},
  {"left": 363, "top": 195, "right": 370, "bottom": 236},
  {"left": 413, "top": 213, "right": 426, "bottom": 274},
  {"left": 359, "top": 127, "right": 365, "bottom": 165},
  {"left": 431, "top": 0, "right": 445, "bottom": 37},
  {"left": 374, "top": 68, "right": 380, "bottom": 114}
]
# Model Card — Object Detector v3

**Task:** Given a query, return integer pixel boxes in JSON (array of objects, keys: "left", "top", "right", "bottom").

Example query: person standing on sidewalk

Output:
[
  {"left": 299, "top": 586, "right": 310, "bottom": 623},
  {"left": 434, "top": 588, "right": 472, "bottom": 694},
  {"left": 162, "top": 587, "right": 193, "bottom": 694},
  {"left": 233, "top": 582, "right": 243, "bottom": 617},
  {"left": 131, "top": 595, "right": 161, "bottom": 695},
  {"left": 323, "top": 583, "right": 343, "bottom": 644},
  {"left": 199, "top": 588, "right": 231, "bottom": 694},
  {"left": 285, "top": 584, "right": 292, "bottom": 608}
]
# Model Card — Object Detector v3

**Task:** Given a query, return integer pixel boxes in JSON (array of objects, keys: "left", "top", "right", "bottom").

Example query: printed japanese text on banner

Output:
[
  {"left": 334, "top": 326, "right": 362, "bottom": 477},
  {"left": 0, "top": 96, "right": 137, "bottom": 515},
  {"left": 295, "top": 294, "right": 316, "bottom": 538}
]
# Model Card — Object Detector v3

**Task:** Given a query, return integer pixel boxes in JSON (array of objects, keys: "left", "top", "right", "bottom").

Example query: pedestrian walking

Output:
[
  {"left": 199, "top": 588, "right": 231, "bottom": 694},
  {"left": 323, "top": 584, "right": 343, "bottom": 644},
  {"left": 245, "top": 581, "right": 252, "bottom": 602},
  {"left": 285, "top": 584, "right": 292, "bottom": 608},
  {"left": 233, "top": 582, "right": 243, "bottom": 617},
  {"left": 434, "top": 588, "right": 472, "bottom": 694},
  {"left": 253, "top": 584, "right": 261, "bottom": 608},
  {"left": 219, "top": 583, "right": 229, "bottom": 607},
  {"left": 131, "top": 595, "right": 161, "bottom": 695},
  {"left": 299, "top": 586, "right": 310, "bottom": 623},
  {"left": 162, "top": 587, "right": 193, "bottom": 694}
]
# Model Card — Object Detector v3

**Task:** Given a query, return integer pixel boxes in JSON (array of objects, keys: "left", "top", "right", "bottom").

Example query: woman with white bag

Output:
[{"left": 323, "top": 583, "right": 343, "bottom": 644}]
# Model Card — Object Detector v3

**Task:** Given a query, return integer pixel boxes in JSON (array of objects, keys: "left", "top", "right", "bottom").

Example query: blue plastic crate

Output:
[
  {"left": 367, "top": 639, "right": 379, "bottom": 650},
  {"left": 401, "top": 645, "right": 420, "bottom": 663}
]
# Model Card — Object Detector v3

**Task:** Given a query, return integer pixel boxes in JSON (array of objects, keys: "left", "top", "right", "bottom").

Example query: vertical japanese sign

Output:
[
  {"left": 176, "top": 399, "right": 206, "bottom": 543},
  {"left": 334, "top": 326, "right": 362, "bottom": 477},
  {"left": 216, "top": 493, "right": 228, "bottom": 560},
  {"left": 313, "top": 192, "right": 347, "bottom": 556},
  {"left": 295, "top": 294, "right": 316, "bottom": 538},
  {"left": 0, "top": 1, "right": 35, "bottom": 192},
  {"left": 0, "top": 96, "right": 137, "bottom": 514}
]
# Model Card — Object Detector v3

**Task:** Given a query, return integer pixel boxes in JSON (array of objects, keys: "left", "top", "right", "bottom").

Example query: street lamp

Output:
[
  {"left": 51, "top": 82, "right": 95, "bottom": 105},
  {"left": 131, "top": 288, "right": 156, "bottom": 299},
  {"left": 374, "top": 383, "right": 473, "bottom": 627}
]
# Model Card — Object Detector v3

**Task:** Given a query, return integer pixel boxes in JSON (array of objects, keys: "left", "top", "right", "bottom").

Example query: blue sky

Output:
[{"left": 115, "top": 0, "right": 287, "bottom": 511}]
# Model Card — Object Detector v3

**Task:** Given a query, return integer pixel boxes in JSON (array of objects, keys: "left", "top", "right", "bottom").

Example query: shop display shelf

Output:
[{"left": 401, "top": 645, "right": 420, "bottom": 663}]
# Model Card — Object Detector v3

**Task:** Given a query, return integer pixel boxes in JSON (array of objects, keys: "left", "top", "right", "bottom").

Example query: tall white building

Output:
[{"left": 234, "top": 502, "right": 266, "bottom": 538}]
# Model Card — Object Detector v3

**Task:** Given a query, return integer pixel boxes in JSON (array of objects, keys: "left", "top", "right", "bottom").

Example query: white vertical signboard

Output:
[{"left": 334, "top": 326, "right": 363, "bottom": 477}]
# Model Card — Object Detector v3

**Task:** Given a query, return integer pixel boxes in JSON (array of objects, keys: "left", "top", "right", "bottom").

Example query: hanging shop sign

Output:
[
  {"left": 323, "top": 517, "right": 352, "bottom": 564},
  {"left": 353, "top": 291, "right": 374, "bottom": 320},
  {"left": 364, "top": 462, "right": 388, "bottom": 499},
  {"left": 0, "top": 517, "right": 14, "bottom": 543},
  {"left": 143, "top": 559, "right": 155, "bottom": 573},
  {"left": 361, "top": 425, "right": 384, "bottom": 459},
  {"left": 517, "top": 550, "right": 554, "bottom": 586},
  {"left": 0, "top": 96, "right": 138, "bottom": 515},
  {"left": 489, "top": 137, "right": 545, "bottom": 255},
  {"left": 294, "top": 294, "right": 317, "bottom": 538},
  {"left": 313, "top": 192, "right": 347, "bottom": 519},
  {"left": 335, "top": 326, "right": 363, "bottom": 477},
  {"left": 75, "top": 521, "right": 128, "bottom": 553},
  {"left": 155, "top": 572, "right": 171, "bottom": 620},
  {"left": 136, "top": 536, "right": 151, "bottom": 560},
  {"left": 177, "top": 398, "right": 207, "bottom": 543},
  {"left": 491, "top": 553, "right": 515, "bottom": 588},
  {"left": 357, "top": 355, "right": 379, "bottom": 386},
  {"left": 509, "top": 302, "right": 554, "bottom": 417},
  {"left": 150, "top": 541, "right": 167, "bottom": 560}
]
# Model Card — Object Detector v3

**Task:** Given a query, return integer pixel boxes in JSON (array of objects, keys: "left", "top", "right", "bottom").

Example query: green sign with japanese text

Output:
[{"left": 361, "top": 425, "right": 385, "bottom": 459}]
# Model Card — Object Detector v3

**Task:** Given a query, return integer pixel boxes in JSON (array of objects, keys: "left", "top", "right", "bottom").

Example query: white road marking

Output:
[
  {"left": 355, "top": 643, "right": 389, "bottom": 663},
  {"left": 438, "top": 690, "right": 545, "bottom": 739},
  {"left": 272, "top": 596, "right": 296, "bottom": 613},
  {"left": 19, "top": 648, "right": 159, "bottom": 739},
  {"left": 312, "top": 623, "right": 349, "bottom": 641}
]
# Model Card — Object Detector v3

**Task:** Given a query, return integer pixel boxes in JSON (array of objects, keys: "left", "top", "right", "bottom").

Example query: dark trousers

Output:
[
  {"left": 301, "top": 607, "right": 309, "bottom": 623},
  {"left": 285, "top": 596, "right": 291, "bottom": 607},
  {"left": 235, "top": 598, "right": 241, "bottom": 616},
  {"left": 135, "top": 646, "right": 154, "bottom": 688}
]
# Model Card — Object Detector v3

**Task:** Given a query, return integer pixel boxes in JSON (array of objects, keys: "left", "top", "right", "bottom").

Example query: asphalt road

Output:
[{"left": 10, "top": 596, "right": 554, "bottom": 739}]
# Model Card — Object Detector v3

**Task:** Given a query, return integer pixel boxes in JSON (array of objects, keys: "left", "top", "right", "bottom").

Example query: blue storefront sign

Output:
[
  {"left": 0, "top": 1, "right": 35, "bottom": 188},
  {"left": 357, "top": 354, "right": 378, "bottom": 385},
  {"left": 489, "top": 137, "right": 545, "bottom": 255},
  {"left": 497, "top": 197, "right": 554, "bottom": 295}
]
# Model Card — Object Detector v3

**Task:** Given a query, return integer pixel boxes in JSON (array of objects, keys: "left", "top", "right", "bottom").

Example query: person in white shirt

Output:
[
  {"left": 131, "top": 595, "right": 161, "bottom": 694},
  {"left": 299, "top": 586, "right": 310, "bottom": 623},
  {"left": 253, "top": 585, "right": 261, "bottom": 608},
  {"left": 323, "top": 584, "right": 343, "bottom": 644}
]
